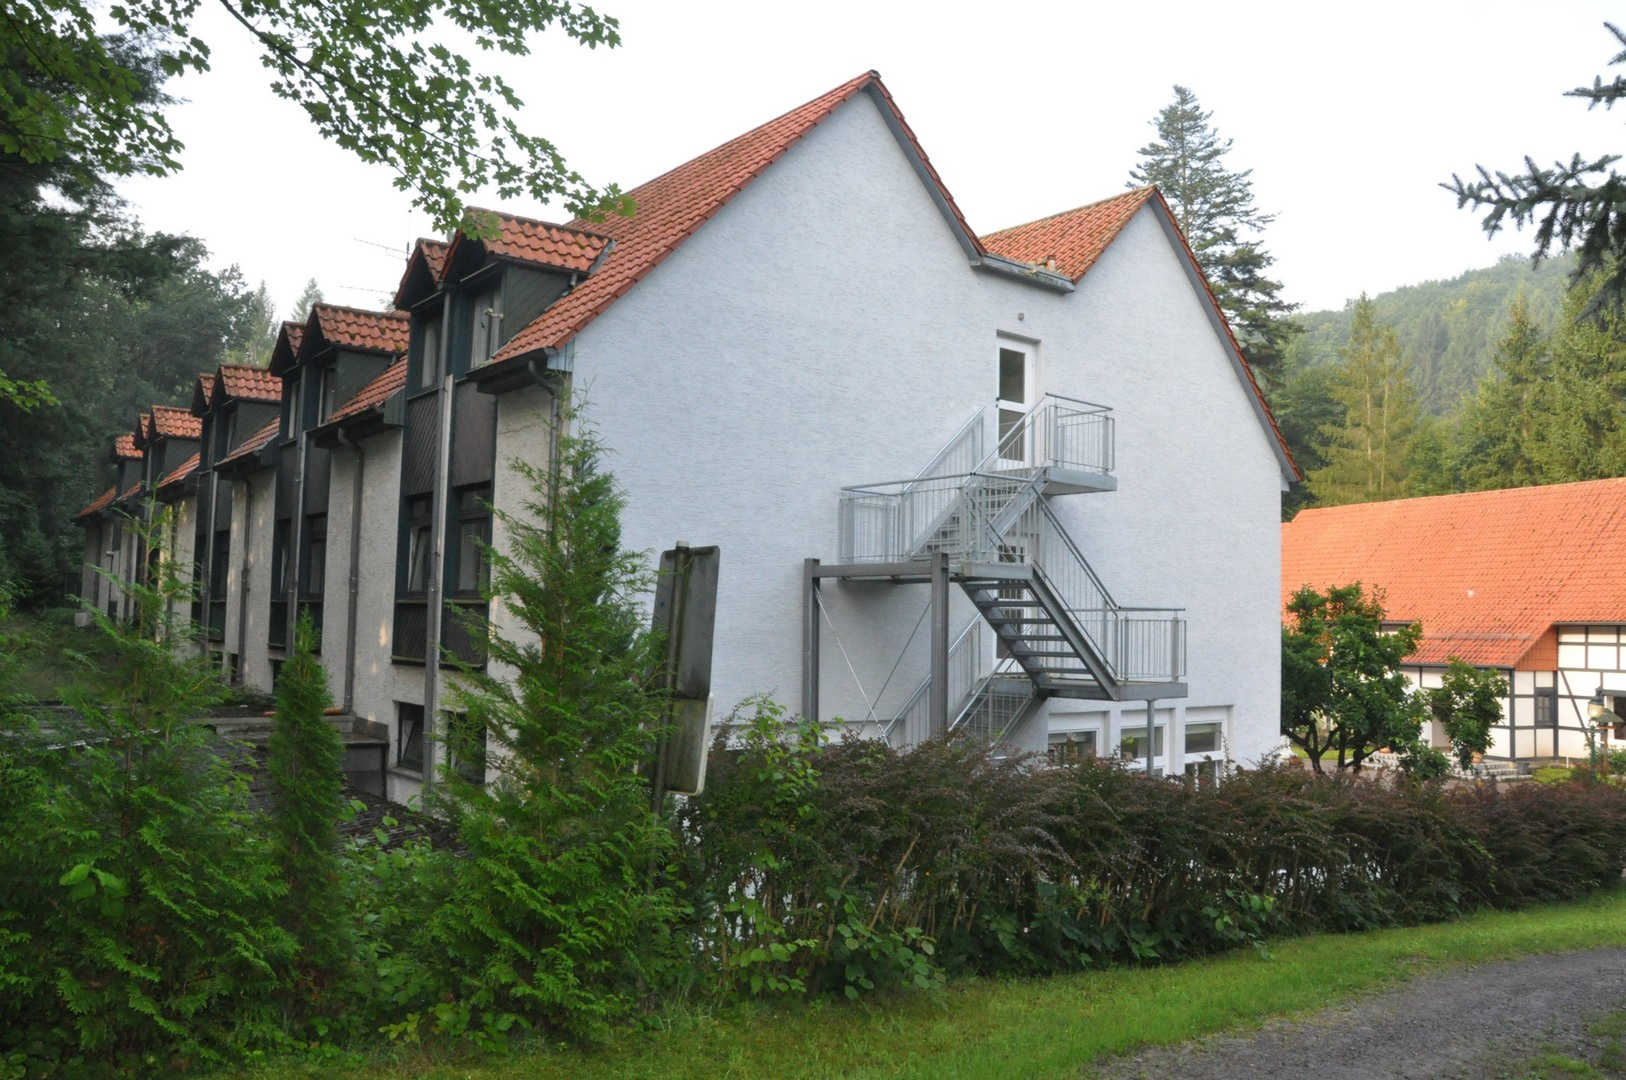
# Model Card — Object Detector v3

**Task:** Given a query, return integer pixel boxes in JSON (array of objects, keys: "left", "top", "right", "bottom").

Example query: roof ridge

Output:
[
  {"left": 572, "top": 70, "right": 877, "bottom": 226},
  {"left": 1292, "top": 475, "right": 1626, "bottom": 518},
  {"left": 462, "top": 207, "right": 614, "bottom": 244},
  {"left": 981, "top": 185, "right": 1157, "bottom": 240},
  {"left": 312, "top": 302, "right": 409, "bottom": 319}
]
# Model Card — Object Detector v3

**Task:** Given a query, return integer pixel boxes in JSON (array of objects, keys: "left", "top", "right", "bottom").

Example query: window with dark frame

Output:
[
  {"left": 1047, "top": 730, "right": 1097, "bottom": 766},
  {"left": 1535, "top": 688, "right": 1557, "bottom": 729},
  {"left": 283, "top": 374, "right": 302, "bottom": 438},
  {"left": 271, "top": 519, "right": 291, "bottom": 597},
  {"left": 454, "top": 486, "right": 491, "bottom": 596},
  {"left": 469, "top": 287, "right": 501, "bottom": 369},
  {"left": 397, "top": 703, "right": 425, "bottom": 772},
  {"left": 405, "top": 496, "right": 432, "bottom": 593},
  {"left": 303, "top": 513, "right": 326, "bottom": 596},
  {"left": 319, "top": 364, "right": 337, "bottom": 421},
  {"left": 418, "top": 319, "right": 442, "bottom": 390}
]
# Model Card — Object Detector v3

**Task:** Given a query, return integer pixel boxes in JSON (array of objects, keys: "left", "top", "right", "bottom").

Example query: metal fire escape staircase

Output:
[{"left": 804, "top": 395, "right": 1187, "bottom": 749}]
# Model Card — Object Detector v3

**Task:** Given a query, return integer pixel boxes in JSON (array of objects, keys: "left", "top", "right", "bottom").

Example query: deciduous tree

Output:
[
  {"left": 1281, "top": 582, "right": 1424, "bottom": 774},
  {"left": 1424, "top": 659, "right": 1507, "bottom": 772},
  {"left": 3, "top": 0, "right": 629, "bottom": 232}
]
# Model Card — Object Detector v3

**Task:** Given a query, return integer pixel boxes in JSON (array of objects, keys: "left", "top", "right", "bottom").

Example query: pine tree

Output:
[
  {"left": 1309, "top": 296, "right": 1419, "bottom": 504},
  {"left": 267, "top": 612, "right": 349, "bottom": 988},
  {"left": 1453, "top": 293, "right": 1550, "bottom": 491},
  {"left": 1527, "top": 277, "right": 1626, "bottom": 482},
  {"left": 288, "top": 278, "right": 323, "bottom": 323},
  {"left": 1130, "top": 85, "right": 1297, "bottom": 377},
  {"left": 1447, "top": 22, "right": 1626, "bottom": 315},
  {"left": 428, "top": 402, "right": 681, "bottom": 1040}
]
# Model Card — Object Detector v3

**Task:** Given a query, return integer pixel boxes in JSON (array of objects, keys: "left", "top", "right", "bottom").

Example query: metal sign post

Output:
[{"left": 650, "top": 542, "right": 719, "bottom": 810}]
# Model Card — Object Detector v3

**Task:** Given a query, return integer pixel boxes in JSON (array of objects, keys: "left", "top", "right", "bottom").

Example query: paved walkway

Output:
[{"left": 1095, "top": 946, "right": 1626, "bottom": 1079}]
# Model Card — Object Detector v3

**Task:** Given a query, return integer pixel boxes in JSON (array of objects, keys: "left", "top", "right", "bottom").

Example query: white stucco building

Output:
[{"left": 78, "top": 71, "right": 1296, "bottom": 801}]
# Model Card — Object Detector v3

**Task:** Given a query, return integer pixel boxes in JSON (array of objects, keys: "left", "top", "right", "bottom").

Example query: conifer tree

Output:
[
  {"left": 1309, "top": 296, "right": 1419, "bottom": 504},
  {"left": 267, "top": 612, "right": 349, "bottom": 985},
  {"left": 1130, "top": 85, "right": 1297, "bottom": 376},
  {"left": 288, "top": 278, "right": 324, "bottom": 323},
  {"left": 428, "top": 402, "right": 680, "bottom": 1040},
  {"left": 1453, "top": 294, "right": 1550, "bottom": 491},
  {"left": 1526, "top": 278, "right": 1626, "bottom": 482},
  {"left": 1448, "top": 22, "right": 1626, "bottom": 315}
]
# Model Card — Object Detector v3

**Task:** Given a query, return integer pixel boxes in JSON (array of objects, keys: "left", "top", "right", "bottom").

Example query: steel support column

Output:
[
  {"left": 802, "top": 558, "right": 820, "bottom": 722},
  {"left": 929, "top": 552, "right": 950, "bottom": 737}
]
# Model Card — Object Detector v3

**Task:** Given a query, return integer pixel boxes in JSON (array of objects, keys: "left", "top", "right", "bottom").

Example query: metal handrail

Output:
[{"left": 882, "top": 619, "right": 983, "bottom": 746}]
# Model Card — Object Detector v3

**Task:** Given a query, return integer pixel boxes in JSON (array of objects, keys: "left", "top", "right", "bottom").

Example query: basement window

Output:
[
  {"left": 397, "top": 702, "right": 425, "bottom": 772},
  {"left": 1047, "top": 730, "right": 1097, "bottom": 765}
]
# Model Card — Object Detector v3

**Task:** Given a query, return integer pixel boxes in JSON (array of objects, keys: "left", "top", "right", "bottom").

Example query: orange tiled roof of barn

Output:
[
  {"left": 150, "top": 404, "right": 201, "bottom": 440},
  {"left": 311, "top": 304, "right": 409, "bottom": 354},
  {"left": 76, "top": 486, "right": 117, "bottom": 519},
  {"left": 113, "top": 434, "right": 141, "bottom": 460},
  {"left": 218, "top": 365, "right": 282, "bottom": 403},
  {"left": 324, "top": 357, "right": 406, "bottom": 425},
  {"left": 494, "top": 71, "right": 974, "bottom": 363},
  {"left": 217, "top": 417, "right": 280, "bottom": 467},
  {"left": 450, "top": 211, "right": 609, "bottom": 275},
  {"left": 1281, "top": 477, "right": 1626, "bottom": 669}
]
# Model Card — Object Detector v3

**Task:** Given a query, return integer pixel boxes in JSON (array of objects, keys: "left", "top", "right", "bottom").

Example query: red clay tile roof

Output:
[
  {"left": 76, "top": 486, "right": 117, "bottom": 519},
  {"left": 1281, "top": 478, "right": 1626, "bottom": 669},
  {"left": 394, "top": 238, "right": 451, "bottom": 306},
  {"left": 217, "top": 365, "right": 282, "bottom": 404},
  {"left": 157, "top": 451, "right": 199, "bottom": 492},
  {"left": 981, "top": 188, "right": 1157, "bottom": 281},
  {"left": 448, "top": 210, "right": 610, "bottom": 275},
  {"left": 150, "top": 404, "right": 201, "bottom": 440},
  {"left": 113, "top": 434, "right": 141, "bottom": 460},
  {"left": 494, "top": 71, "right": 974, "bottom": 364},
  {"left": 310, "top": 304, "right": 410, "bottom": 355},
  {"left": 323, "top": 356, "right": 406, "bottom": 425},
  {"left": 116, "top": 482, "right": 143, "bottom": 503},
  {"left": 984, "top": 187, "right": 1296, "bottom": 481},
  {"left": 192, "top": 373, "right": 217, "bottom": 416},
  {"left": 217, "top": 417, "right": 280, "bottom": 468},
  {"left": 134, "top": 412, "right": 151, "bottom": 445},
  {"left": 284, "top": 321, "right": 304, "bottom": 354}
]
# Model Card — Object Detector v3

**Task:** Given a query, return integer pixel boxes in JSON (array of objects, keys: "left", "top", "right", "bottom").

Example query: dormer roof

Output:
[
  {"left": 112, "top": 434, "right": 141, "bottom": 461},
  {"left": 393, "top": 237, "right": 450, "bottom": 309},
  {"left": 191, "top": 373, "right": 217, "bottom": 416},
  {"left": 75, "top": 486, "right": 117, "bottom": 520},
  {"left": 216, "top": 417, "right": 281, "bottom": 472},
  {"left": 214, "top": 365, "right": 282, "bottom": 406},
  {"left": 441, "top": 210, "right": 611, "bottom": 283},
  {"left": 275, "top": 304, "right": 410, "bottom": 374},
  {"left": 149, "top": 404, "right": 201, "bottom": 441}
]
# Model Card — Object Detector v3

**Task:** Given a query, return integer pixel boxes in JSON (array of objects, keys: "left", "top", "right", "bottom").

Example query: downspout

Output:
[
  {"left": 421, "top": 290, "right": 453, "bottom": 789},
  {"left": 235, "top": 474, "right": 254, "bottom": 682},
  {"left": 200, "top": 471, "right": 216, "bottom": 659},
  {"left": 337, "top": 428, "right": 365, "bottom": 714},
  {"left": 287, "top": 425, "right": 308, "bottom": 651}
]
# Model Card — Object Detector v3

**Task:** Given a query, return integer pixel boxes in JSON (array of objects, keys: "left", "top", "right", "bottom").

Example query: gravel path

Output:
[{"left": 1095, "top": 946, "right": 1626, "bottom": 1079}]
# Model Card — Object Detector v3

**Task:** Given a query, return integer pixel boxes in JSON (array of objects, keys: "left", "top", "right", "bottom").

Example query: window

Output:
[
  {"left": 270, "top": 659, "right": 283, "bottom": 689},
  {"left": 418, "top": 320, "right": 441, "bottom": 389},
  {"left": 319, "top": 364, "right": 337, "bottom": 421},
  {"left": 1185, "top": 723, "right": 1221, "bottom": 755},
  {"left": 271, "top": 519, "right": 291, "bottom": 596},
  {"left": 283, "top": 375, "right": 302, "bottom": 438},
  {"left": 397, "top": 703, "right": 425, "bottom": 772},
  {"left": 1535, "top": 689, "right": 1557, "bottom": 729},
  {"left": 227, "top": 652, "right": 241, "bottom": 684},
  {"left": 404, "top": 496, "right": 432, "bottom": 593},
  {"left": 1119, "top": 724, "right": 1165, "bottom": 760},
  {"left": 209, "top": 530, "right": 230, "bottom": 601},
  {"left": 1185, "top": 758, "right": 1220, "bottom": 785},
  {"left": 446, "top": 710, "right": 486, "bottom": 784},
  {"left": 303, "top": 514, "right": 326, "bottom": 596},
  {"left": 1047, "top": 730, "right": 1097, "bottom": 766},
  {"left": 469, "top": 287, "right": 501, "bottom": 369},
  {"left": 996, "top": 342, "right": 1033, "bottom": 462},
  {"left": 221, "top": 407, "right": 237, "bottom": 457},
  {"left": 454, "top": 486, "right": 490, "bottom": 595}
]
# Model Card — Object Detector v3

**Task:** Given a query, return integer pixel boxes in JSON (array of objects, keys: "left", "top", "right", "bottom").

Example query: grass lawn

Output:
[{"left": 236, "top": 887, "right": 1626, "bottom": 1080}]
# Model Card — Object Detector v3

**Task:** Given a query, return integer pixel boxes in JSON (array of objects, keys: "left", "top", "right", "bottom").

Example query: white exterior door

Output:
[{"left": 996, "top": 341, "right": 1035, "bottom": 466}]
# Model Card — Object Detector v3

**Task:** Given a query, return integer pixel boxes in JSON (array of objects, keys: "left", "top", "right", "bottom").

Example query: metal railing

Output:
[
  {"left": 883, "top": 620, "right": 985, "bottom": 747},
  {"left": 980, "top": 394, "right": 1114, "bottom": 476}
]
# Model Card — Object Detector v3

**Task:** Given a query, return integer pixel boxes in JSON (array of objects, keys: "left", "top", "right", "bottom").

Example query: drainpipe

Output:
[
  {"left": 199, "top": 470, "right": 216, "bottom": 659},
  {"left": 337, "top": 428, "right": 365, "bottom": 714},
  {"left": 287, "top": 425, "right": 308, "bottom": 651},
  {"left": 421, "top": 291, "right": 454, "bottom": 789},
  {"left": 235, "top": 475, "right": 254, "bottom": 684}
]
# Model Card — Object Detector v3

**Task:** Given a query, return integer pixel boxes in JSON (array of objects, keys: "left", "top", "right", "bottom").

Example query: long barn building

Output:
[{"left": 75, "top": 72, "right": 1297, "bottom": 802}]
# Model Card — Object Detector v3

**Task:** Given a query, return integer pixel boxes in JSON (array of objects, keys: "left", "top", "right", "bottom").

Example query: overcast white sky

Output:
[{"left": 118, "top": 0, "right": 1622, "bottom": 319}]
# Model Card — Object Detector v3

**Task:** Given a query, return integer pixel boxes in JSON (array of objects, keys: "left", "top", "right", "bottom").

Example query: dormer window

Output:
[
  {"left": 469, "top": 286, "right": 501, "bottom": 369},
  {"left": 319, "top": 364, "right": 337, "bottom": 421},
  {"left": 417, "top": 319, "right": 442, "bottom": 391},
  {"left": 283, "top": 374, "right": 302, "bottom": 439}
]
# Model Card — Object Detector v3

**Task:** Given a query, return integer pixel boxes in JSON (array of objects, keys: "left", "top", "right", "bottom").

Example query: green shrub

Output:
[{"left": 0, "top": 514, "right": 292, "bottom": 1075}]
